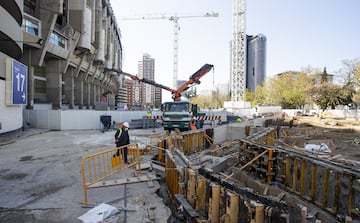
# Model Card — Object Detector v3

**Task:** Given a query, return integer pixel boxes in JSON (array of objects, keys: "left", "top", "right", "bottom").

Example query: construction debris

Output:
[
  {"left": 78, "top": 203, "right": 119, "bottom": 223},
  {"left": 304, "top": 143, "right": 332, "bottom": 153}
]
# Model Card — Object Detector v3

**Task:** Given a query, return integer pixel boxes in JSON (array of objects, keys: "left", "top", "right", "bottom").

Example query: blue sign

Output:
[{"left": 12, "top": 60, "right": 28, "bottom": 104}]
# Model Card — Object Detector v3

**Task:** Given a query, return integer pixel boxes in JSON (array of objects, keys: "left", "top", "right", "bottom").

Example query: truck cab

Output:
[{"left": 161, "top": 101, "right": 204, "bottom": 131}]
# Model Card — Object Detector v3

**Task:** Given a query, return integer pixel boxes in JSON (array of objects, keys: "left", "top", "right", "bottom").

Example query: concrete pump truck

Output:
[{"left": 106, "top": 64, "right": 214, "bottom": 131}]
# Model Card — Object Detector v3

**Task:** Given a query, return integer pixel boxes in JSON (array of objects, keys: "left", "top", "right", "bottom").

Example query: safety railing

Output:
[{"left": 80, "top": 143, "right": 141, "bottom": 205}]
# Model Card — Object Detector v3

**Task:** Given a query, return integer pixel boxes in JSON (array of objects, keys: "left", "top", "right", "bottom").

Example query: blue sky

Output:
[{"left": 110, "top": 0, "right": 360, "bottom": 100}]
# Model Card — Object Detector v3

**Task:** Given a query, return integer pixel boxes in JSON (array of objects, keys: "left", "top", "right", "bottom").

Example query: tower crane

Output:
[
  {"left": 119, "top": 12, "right": 218, "bottom": 89},
  {"left": 231, "top": 0, "right": 246, "bottom": 102}
]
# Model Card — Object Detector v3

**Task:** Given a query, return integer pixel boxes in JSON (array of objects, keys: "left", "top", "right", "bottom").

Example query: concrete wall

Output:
[
  {"left": 0, "top": 80, "right": 23, "bottom": 134},
  {"left": 212, "top": 120, "right": 260, "bottom": 144},
  {"left": 22, "top": 109, "right": 231, "bottom": 131},
  {"left": 283, "top": 109, "right": 359, "bottom": 119},
  {"left": 23, "top": 109, "right": 163, "bottom": 130},
  {"left": 0, "top": 0, "right": 24, "bottom": 134}
]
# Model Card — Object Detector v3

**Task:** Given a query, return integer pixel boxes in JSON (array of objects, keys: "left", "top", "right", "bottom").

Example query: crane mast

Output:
[
  {"left": 119, "top": 13, "right": 218, "bottom": 89},
  {"left": 169, "top": 16, "right": 180, "bottom": 90},
  {"left": 231, "top": 0, "right": 246, "bottom": 102}
]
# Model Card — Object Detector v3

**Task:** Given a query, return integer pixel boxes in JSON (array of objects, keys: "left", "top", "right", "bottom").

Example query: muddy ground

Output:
[{"left": 279, "top": 116, "right": 360, "bottom": 163}]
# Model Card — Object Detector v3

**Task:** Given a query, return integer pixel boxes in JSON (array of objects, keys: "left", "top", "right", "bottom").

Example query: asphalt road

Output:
[{"left": 0, "top": 127, "right": 171, "bottom": 223}]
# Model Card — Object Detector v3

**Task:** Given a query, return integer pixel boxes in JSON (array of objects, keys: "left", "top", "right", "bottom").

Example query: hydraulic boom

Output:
[{"left": 106, "top": 64, "right": 213, "bottom": 101}]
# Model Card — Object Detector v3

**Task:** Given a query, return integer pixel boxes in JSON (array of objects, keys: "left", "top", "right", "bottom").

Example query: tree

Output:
[
  {"left": 309, "top": 82, "right": 345, "bottom": 110},
  {"left": 263, "top": 72, "right": 312, "bottom": 109},
  {"left": 340, "top": 58, "right": 360, "bottom": 85},
  {"left": 190, "top": 89, "right": 230, "bottom": 109},
  {"left": 339, "top": 58, "right": 360, "bottom": 118},
  {"left": 320, "top": 67, "right": 329, "bottom": 84},
  {"left": 246, "top": 85, "right": 268, "bottom": 107},
  {"left": 353, "top": 65, "right": 360, "bottom": 109}
]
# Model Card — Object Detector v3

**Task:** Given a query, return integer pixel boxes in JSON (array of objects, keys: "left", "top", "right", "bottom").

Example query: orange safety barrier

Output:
[{"left": 80, "top": 143, "right": 141, "bottom": 205}]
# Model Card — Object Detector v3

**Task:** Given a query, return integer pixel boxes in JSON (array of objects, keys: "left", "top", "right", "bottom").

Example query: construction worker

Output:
[
  {"left": 146, "top": 110, "right": 152, "bottom": 119},
  {"left": 114, "top": 122, "right": 130, "bottom": 164},
  {"left": 236, "top": 116, "right": 242, "bottom": 123},
  {"left": 190, "top": 117, "right": 197, "bottom": 130}
]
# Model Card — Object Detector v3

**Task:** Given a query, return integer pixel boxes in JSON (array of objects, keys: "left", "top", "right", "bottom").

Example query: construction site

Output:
[
  {"left": 1, "top": 114, "right": 360, "bottom": 223},
  {"left": 1, "top": 0, "right": 359, "bottom": 222}
]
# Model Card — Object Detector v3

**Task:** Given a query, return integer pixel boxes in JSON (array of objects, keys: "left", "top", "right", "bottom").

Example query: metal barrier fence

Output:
[{"left": 80, "top": 143, "right": 141, "bottom": 205}]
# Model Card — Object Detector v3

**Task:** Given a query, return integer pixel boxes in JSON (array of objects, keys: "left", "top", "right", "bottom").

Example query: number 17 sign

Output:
[{"left": 6, "top": 58, "right": 28, "bottom": 105}]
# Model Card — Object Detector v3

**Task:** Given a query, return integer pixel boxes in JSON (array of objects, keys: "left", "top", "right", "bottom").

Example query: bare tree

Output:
[{"left": 340, "top": 58, "right": 360, "bottom": 119}]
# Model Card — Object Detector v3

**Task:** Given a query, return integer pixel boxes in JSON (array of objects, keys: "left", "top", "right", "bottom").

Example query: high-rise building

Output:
[
  {"left": 154, "top": 87, "right": 162, "bottom": 108},
  {"left": 246, "top": 34, "right": 266, "bottom": 92},
  {"left": 129, "top": 54, "right": 161, "bottom": 109}
]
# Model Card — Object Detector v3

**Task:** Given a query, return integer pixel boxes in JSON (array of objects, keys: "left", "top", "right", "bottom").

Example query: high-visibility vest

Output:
[
  {"left": 116, "top": 128, "right": 123, "bottom": 140},
  {"left": 190, "top": 120, "right": 197, "bottom": 130},
  {"left": 146, "top": 112, "right": 152, "bottom": 118}
]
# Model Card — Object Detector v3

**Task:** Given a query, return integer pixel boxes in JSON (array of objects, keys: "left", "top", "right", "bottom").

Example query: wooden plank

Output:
[
  {"left": 147, "top": 180, "right": 154, "bottom": 188},
  {"left": 263, "top": 187, "right": 269, "bottom": 195},
  {"left": 136, "top": 162, "right": 152, "bottom": 170},
  {"left": 240, "top": 150, "right": 268, "bottom": 171},
  {"left": 277, "top": 192, "right": 286, "bottom": 201},
  {"left": 88, "top": 174, "right": 158, "bottom": 188},
  {"left": 328, "top": 154, "right": 342, "bottom": 161},
  {"left": 175, "top": 194, "right": 199, "bottom": 218}
]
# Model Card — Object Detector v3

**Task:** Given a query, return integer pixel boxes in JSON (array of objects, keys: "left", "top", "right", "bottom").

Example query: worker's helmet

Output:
[{"left": 123, "top": 122, "right": 130, "bottom": 128}]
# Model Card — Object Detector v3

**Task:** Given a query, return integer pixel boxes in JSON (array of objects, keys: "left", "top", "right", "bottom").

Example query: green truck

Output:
[
  {"left": 109, "top": 64, "right": 213, "bottom": 131},
  {"left": 161, "top": 101, "right": 205, "bottom": 131}
]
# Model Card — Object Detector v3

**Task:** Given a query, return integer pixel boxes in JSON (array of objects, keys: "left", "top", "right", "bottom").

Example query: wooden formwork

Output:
[
  {"left": 164, "top": 127, "right": 296, "bottom": 222},
  {"left": 163, "top": 125, "right": 359, "bottom": 222},
  {"left": 276, "top": 147, "right": 360, "bottom": 220},
  {"left": 238, "top": 128, "right": 359, "bottom": 222}
]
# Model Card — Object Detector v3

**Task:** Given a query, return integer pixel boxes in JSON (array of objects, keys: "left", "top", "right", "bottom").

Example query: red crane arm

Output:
[
  {"left": 105, "top": 64, "right": 213, "bottom": 101},
  {"left": 173, "top": 64, "right": 213, "bottom": 101},
  {"left": 140, "top": 78, "right": 176, "bottom": 94},
  {"left": 106, "top": 68, "right": 178, "bottom": 95}
]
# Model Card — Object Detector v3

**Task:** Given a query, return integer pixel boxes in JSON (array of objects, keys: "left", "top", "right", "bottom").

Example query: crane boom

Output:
[
  {"left": 106, "top": 64, "right": 213, "bottom": 102},
  {"left": 120, "top": 13, "right": 219, "bottom": 21},
  {"left": 176, "top": 64, "right": 214, "bottom": 97},
  {"left": 120, "top": 71, "right": 176, "bottom": 95},
  {"left": 119, "top": 12, "right": 218, "bottom": 89}
]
